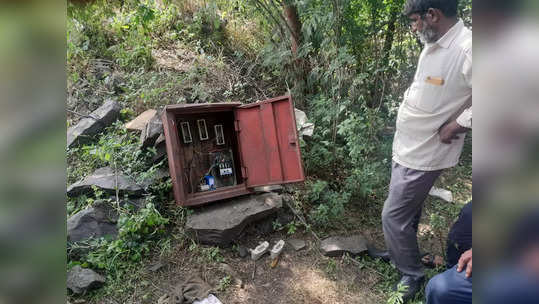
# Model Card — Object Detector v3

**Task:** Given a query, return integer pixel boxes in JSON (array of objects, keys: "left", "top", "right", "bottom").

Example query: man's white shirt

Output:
[{"left": 393, "top": 20, "right": 472, "bottom": 171}]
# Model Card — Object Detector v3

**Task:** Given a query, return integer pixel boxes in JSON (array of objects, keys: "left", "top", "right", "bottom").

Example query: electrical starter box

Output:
[{"left": 161, "top": 95, "right": 305, "bottom": 207}]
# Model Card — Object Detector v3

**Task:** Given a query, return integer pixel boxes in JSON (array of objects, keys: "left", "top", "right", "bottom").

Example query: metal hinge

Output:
[{"left": 234, "top": 120, "right": 241, "bottom": 132}]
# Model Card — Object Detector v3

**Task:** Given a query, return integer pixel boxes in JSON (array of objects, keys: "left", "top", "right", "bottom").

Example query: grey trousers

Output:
[{"left": 382, "top": 161, "right": 442, "bottom": 279}]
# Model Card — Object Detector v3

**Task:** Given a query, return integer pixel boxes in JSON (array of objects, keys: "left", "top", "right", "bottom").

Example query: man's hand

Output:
[
  {"left": 457, "top": 249, "right": 472, "bottom": 278},
  {"left": 439, "top": 120, "right": 468, "bottom": 144}
]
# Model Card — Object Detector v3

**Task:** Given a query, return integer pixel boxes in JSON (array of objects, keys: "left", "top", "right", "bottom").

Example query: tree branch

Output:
[
  {"left": 268, "top": 0, "right": 300, "bottom": 42},
  {"left": 251, "top": 0, "right": 287, "bottom": 41}
]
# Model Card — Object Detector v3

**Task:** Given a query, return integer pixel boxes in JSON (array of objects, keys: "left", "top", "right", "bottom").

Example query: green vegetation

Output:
[
  {"left": 67, "top": 0, "right": 472, "bottom": 303},
  {"left": 217, "top": 275, "right": 232, "bottom": 292}
]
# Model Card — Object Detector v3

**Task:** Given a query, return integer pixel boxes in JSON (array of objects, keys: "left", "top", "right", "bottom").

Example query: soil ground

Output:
[
  {"left": 93, "top": 225, "right": 388, "bottom": 304},
  {"left": 84, "top": 151, "right": 471, "bottom": 304}
]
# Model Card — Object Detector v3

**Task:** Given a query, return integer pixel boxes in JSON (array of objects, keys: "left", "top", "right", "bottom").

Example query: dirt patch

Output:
[
  {"left": 217, "top": 242, "right": 384, "bottom": 304},
  {"left": 152, "top": 47, "right": 198, "bottom": 73},
  {"left": 85, "top": 223, "right": 388, "bottom": 304}
]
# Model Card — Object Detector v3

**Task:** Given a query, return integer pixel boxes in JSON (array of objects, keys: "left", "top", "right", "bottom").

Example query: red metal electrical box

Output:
[{"left": 161, "top": 95, "right": 305, "bottom": 207}]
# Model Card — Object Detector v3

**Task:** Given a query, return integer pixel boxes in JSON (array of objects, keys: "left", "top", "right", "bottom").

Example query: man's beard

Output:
[{"left": 418, "top": 23, "right": 438, "bottom": 44}]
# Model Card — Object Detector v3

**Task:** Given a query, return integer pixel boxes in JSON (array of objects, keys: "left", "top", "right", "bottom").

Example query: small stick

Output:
[
  {"left": 114, "top": 160, "right": 120, "bottom": 208},
  {"left": 344, "top": 254, "right": 388, "bottom": 279},
  {"left": 251, "top": 260, "right": 257, "bottom": 281}
]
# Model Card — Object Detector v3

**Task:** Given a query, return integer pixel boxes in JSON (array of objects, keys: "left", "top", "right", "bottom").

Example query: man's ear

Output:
[{"left": 427, "top": 8, "right": 441, "bottom": 23}]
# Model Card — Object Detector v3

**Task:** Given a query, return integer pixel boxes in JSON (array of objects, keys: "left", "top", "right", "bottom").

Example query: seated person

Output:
[
  {"left": 478, "top": 208, "right": 539, "bottom": 303},
  {"left": 426, "top": 201, "right": 472, "bottom": 304}
]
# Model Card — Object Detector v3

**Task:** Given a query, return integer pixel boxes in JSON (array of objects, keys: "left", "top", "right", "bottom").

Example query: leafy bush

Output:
[
  {"left": 68, "top": 0, "right": 189, "bottom": 72},
  {"left": 188, "top": 2, "right": 225, "bottom": 41},
  {"left": 306, "top": 180, "right": 351, "bottom": 228},
  {"left": 67, "top": 121, "right": 156, "bottom": 184},
  {"left": 83, "top": 202, "right": 168, "bottom": 269}
]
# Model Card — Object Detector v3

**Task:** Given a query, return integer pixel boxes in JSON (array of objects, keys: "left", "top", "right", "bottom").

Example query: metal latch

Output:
[{"left": 288, "top": 133, "right": 296, "bottom": 145}]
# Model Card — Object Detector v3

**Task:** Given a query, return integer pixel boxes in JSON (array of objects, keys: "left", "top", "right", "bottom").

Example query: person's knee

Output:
[{"left": 426, "top": 273, "right": 450, "bottom": 303}]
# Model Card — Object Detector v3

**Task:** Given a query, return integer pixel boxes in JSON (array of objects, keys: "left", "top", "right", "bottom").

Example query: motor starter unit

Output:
[{"left": 161, "top": 95, "right": 305, "bottom": 207}]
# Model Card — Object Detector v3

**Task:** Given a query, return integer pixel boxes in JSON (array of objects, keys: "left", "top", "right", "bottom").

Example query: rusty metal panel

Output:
[
  {"left": 271, "top": 96, "right": 305, "bottom": 183},
  {"left": 161, "top": 110, "right": 187, "bottom": 205},
  {"left": 184, "top": 186, "right": 253, "bottom": 207},
  {"left": 235, "top": 95, "right": 305, "bottom": 188},
  {"left": 165, "top": 102, "right": 242, "bottom": 114}
]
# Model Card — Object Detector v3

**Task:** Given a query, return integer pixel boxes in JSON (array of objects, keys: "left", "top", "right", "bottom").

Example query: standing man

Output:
[{"left": 381, "top": 0, "right": 472, "bottom": 301}]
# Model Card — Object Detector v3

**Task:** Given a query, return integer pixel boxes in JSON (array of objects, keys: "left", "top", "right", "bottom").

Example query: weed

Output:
[
  {"left": 325, "top": 259, "right": 338, "bottom": 280},
  {"left": 188, "top": 242, "right": 225, "bottom": 264},
  {"left": 217, "top": 275, "right": 232, "bottom": 292},
  {"left": 203, "top": 246, "right": 225, "bottom": 264},
  {"left": 272, "top": 220, "right": 283, "bottom": 231},
  {"left": 387, "top": 283, "right": 407, "bottom": 304},
  {"left": 156, "top": 237, "right": 172, "bottom": 257},
  {"left": 286, "top": 221, "right": 297, "bottom": 235}
]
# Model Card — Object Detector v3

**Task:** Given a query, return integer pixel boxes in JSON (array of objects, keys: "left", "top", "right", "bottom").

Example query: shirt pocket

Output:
[{"left": 405, "top": 78, "right": 445, "bottom": 113}]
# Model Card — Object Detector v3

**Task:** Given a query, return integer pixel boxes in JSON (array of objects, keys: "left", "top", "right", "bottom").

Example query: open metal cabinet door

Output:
[{"left": 234, "top": 95, "right": 305, "bottom": 188}]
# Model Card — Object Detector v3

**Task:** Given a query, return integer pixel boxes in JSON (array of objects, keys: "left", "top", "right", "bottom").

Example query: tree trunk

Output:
[
  {"left": 369, "top": 8, "right": 399, "bottom": 108},
  {"left": 382, "top": 9, "right": 398, "bottom": 66},
  {"left": 282, "top": 1, "right": 308, "bottom": 109},
  {"left": 283, "top": 2, "right": 302, "bottom": 57}
]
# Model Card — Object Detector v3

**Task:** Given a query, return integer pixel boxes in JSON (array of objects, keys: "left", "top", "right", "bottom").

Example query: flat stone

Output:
[
  {"left": 294, "top": 108, "right": 308, "bottom": 128},
  {"left": 67, "top": 167, "right": 144, "bottom": 197},
  {"left": 67, "top": 200, "right": 118, "bottom": 243},
  {"left": 141, "top": 113, "right": 163, "bottom": 148},
  {"left": 320, "top": 234, "right": 368, "bottom": 257},
  {"left": 294, "top": 108, "right": 314, "bottom": 138},
  {"left": 152, "top": 134, "right": 167, "bottom": 163},
  {"left": 125, "top": 109, "right": 157, "bottom": 131},
  {"left": 299, "top": 123, "right": 314, "bottom": 137},
  {"left": 287, "top": 239, "right": 306, "bottom": 251},
  {"left": 67, "top": 266, "right": 105, "bottom": 294},
  {"left": 67, "top": 99, "right": 121, "bottom": 148},
  {"left": 185, "top": 193, "right": 283, "bottom": 246}
]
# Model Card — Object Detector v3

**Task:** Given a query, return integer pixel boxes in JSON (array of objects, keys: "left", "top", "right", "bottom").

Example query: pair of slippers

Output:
[{"left": 250, "top": 240, "right": 285, "bottom": 261}]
